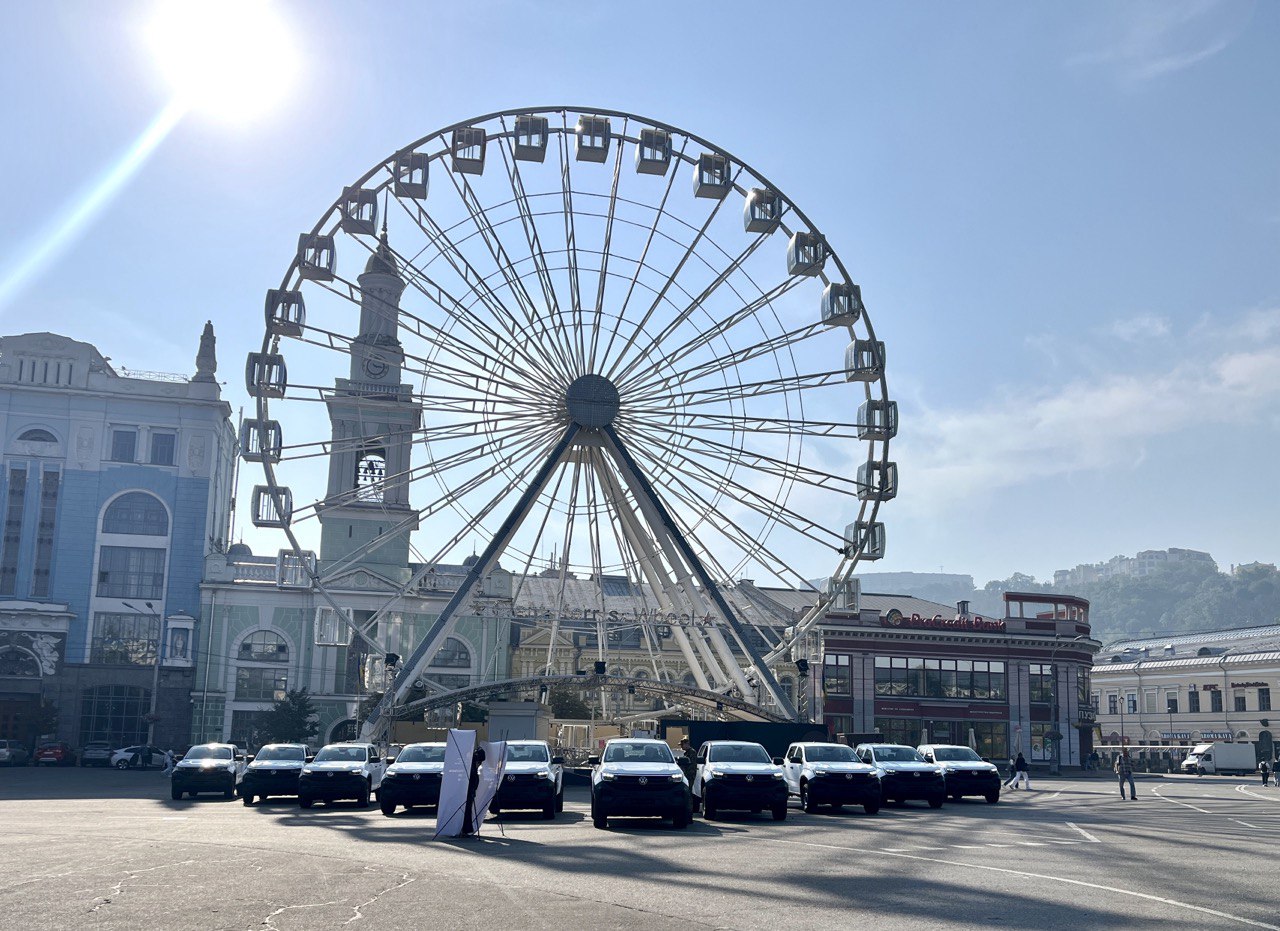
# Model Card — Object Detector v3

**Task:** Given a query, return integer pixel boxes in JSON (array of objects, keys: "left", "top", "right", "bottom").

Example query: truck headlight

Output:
[
  {"left": 600, "top": 771, "right": 616, "bottom": 781},
  {"left": 669, "top": 773, "right": 684, "bottom": 782},
  {"left": 535, "top": 770, "right": 551, "bottom": 779},
  {"left": 772, "top": 772, "right": 785, "bottom": 779}
]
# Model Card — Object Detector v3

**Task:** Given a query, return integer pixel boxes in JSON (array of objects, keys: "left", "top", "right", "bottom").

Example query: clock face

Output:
[{"left": 363, "top": 356, "right": 387, "bottom": 379}]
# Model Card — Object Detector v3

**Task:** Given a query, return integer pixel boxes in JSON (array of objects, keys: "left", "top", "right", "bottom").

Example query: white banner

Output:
[{"left": 434, "top": 731, "right": 508, "bottom": 838}]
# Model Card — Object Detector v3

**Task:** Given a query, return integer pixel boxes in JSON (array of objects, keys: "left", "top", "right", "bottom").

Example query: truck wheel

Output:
[
  {"left": 591, "top": 801, "right": 608, "bottom": 830},
  {"left": 703, "top": 796, "right": 718, "bottom": 820},
  {"left": 800, "top": 782, "right": 817, "bottom": 813},
  {"left": 170, "top": 786, "right": 183, "bottom": 801},
  {"left": 671, "top": 808, "right": 689, "bottom": 829},
  {"left": 299, "top": 796, "right": 313, "bottom": 809},
  {"left": 772, "top": 803, "right": 788, "bottom": 821},
  {"left": 242, "top": 793, "right": 255, "bottom": 807},
  {"left": 555, "top": 787, "right": 564, "bottom": 813},
  {"left": 542, "top": 799, "right": 556, "bottom": 820},
  {"left": 358, "top": 783, "right": 371, "bottom": 808},
  {"left": 928, "top": 795, "right": 945, "bottom": 809},
  {"left": 985, "top": 791, "right": 1000, "bottom": 804},
  {"left": 863, "top": 802, "right": 879, "bottom": 815},
  {"left": 223, "top": 779, "right": 235, "bottom": 800},
  {"left": 381, "top": 800, "right": 396, "bottom": 817}
]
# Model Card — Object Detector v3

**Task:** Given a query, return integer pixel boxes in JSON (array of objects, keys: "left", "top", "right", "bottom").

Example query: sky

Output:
[{"left": 1, "top": 0, "right": 1277, "bottom": 587}]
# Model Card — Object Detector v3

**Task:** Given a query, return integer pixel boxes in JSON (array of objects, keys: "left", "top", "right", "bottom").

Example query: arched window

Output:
[
  {"left": 430, "top": 637, "right": 471, "bottom": 668},
  {"left": 329, "top": 718, "right": 357, "bottom": 743},
  {"left": 682, "top": 672, "right": 698, "bottom": 689},
  {"left": 238, "top": 630, "right": 289, "bottom": 663},
  {"left": 355, "top": 445, "right": 386, "bottom": 500},
  {"left": 18, "top": 429, "right": 56, "bottom": 443},
  {"left": 102, "top": 492, "right": 169, "bottom": 536},
  {"left": 0, "top": 647, "right": 40, "bottom": 677}
]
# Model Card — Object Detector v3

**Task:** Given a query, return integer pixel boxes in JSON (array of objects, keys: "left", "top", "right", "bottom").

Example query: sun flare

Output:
[{"left": 146, "top": 0, "right": 298, "bottom": 122}]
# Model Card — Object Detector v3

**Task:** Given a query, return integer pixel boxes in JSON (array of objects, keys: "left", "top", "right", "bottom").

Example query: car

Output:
[
  {"left": 782, "top": 742, "right": 882, "bottom": 814},
  {"left": 587, "top": 738, "right": 691, "bottom": 830},
  {"left": 298, "top": 742, "right": 386, "bottom": 808},
  {"left": 239, "top": 744, "right": 312, "bottom": 806},
  {"left": 170, "top": 743, "right": 246, "bottom": 799},
  {"left": 490, "top": 740, "right": 564, "bottom": 819},
  {"left": 379, "top": 742, "right": 446, "bottom": 816},
  {"left": 692, "top": 740, "right": 789, "bottom": 821},
  {"left": 79, "top": 741, "right": 114, "bottom": 767},
  {"left": 0, "top": 740, "right": 30, "bottom": 766},
  {"left": 34, "top": 741, "right": 75, "bottom": 766},
  {"left": 855, "top": 743, "right": 947, "bottom": 808},
  {"left": 918, "top": 744, "right": 1002, "bottom": 803},
  {"left": 111, "top": 745, "right": 167, "bottom": 769}
]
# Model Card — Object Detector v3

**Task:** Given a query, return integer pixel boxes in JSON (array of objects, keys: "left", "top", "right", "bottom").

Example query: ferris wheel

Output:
[{"left": 245, "top": 107, "right": 896, "bottom": 729}]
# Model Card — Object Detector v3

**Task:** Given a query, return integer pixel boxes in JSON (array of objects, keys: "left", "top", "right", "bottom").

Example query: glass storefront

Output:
[{"left": 873, "top": 717, "right": 1009, "bottom": 761}]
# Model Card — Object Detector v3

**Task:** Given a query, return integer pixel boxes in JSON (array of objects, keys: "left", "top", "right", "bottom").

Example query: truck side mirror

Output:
[
  {"left": 551, "top": 756, "right": 564, "bottom": 765},
  {"left": 772, "top": 756, "right": 784, "bottom": 766},
  {"left": 385, "top": 757, "right": 396, "bottom": 766},
  {"left": 586, "top": 755, "right": 600, "bottom": 766}
]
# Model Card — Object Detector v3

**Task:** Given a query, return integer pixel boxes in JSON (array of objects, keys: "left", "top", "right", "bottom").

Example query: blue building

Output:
[{"left": 0, "top": 329, "right": 234, "bottom": 751}]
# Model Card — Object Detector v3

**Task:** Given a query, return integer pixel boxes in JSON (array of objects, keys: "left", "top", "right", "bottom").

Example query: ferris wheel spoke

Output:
[
  {"left": 602, "top": 163, "right": 743, "bottom": 383},
  {"left": 609, "top": 225, "right": 776, "bottom": 389},
  {"left": 508, "top": 457, "right": 576, "bottom": 609},
  {"left": 586, "top": 117, "right": 628, "bottom": 374},
  {"left": 658, "top": 412, "right": 867, "bottom": 441},
  {"left": 632, "top": 367, "right": 847, "bottom": 410},
  {"left": 555, "top": 116, "right": 587, "bottom": 376},
  {"left": 594, "top": 135, "right": 689, "bottom": 371},
  {"left": 544, "top": 452, "right": 586, "bottom": 673},
  {"left": 393, "top": 200, "right": 579, "bottom": 384},
  {"left": 668, "top": 428, "right": 868, "bottom": 495},
  {"left": 275, "top": 412, "right": 545, "bottom": 464},
  {"left": 622, "top": 274, "right": 811, "bottom": 396}
]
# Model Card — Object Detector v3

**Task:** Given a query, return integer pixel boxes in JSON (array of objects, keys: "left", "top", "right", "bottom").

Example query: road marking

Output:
[
  {"left": 1045, "top": 790, "right": 1063, "bottom": 800},
  {"left": 768, "top": 839, "right": 1280, "bottom": 930},
  {"left": 1151, "top": 786, "right": 1212, "bottom": 814},
  {"left": 1231, "top": 819, "right": 1260, "bottom": 829},
  {"left": 1017, "top": 841, "right": 1048, "bottom": 846},
  {"left": 1235, "top": 785, "right": 1280, "bottom": 803},
  {"left": 1066, "top": 822, "right": 1100, "bottom": 843}
]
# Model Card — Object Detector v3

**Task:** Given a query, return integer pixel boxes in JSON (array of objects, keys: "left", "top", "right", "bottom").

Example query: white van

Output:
[{"left": 1181, "top": 742, "right": 1255, "bottom": 775}]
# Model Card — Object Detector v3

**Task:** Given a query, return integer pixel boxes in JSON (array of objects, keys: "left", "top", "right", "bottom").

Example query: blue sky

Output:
[{"left": 2, "top": 1, "right": 1277, "bottom": 586}]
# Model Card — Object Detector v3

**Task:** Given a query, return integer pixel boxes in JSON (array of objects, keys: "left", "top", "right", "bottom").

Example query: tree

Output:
[
  {"left": 260, "top": 688, "right": 319, "bottom": 745},
  {"left": 547, "top": 686, "right": 592, "bottom": 719}
]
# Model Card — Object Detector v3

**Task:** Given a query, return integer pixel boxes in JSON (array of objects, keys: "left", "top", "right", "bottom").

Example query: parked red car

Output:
[{"left": 34, "top": 741, "right": 75, "bottom": 766}]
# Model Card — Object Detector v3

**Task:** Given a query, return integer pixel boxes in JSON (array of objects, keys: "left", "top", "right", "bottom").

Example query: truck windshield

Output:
[
  {"left": 932, "top": 748, "right": 982, "bottom": 762},
  {"left": 708, "top": 744, "right": 771, "bottom": 764},
  {"left": 805, "top": 745, "right": 857, "bottom": 763},
  {"left": 314, "top": 746, "right": 367, "bottom": 763},
  {"left": 396, "top": 746, "right": 446, "bottom": 764},
  {"left": 184, "top": 746, "right": 232, "bottom": 761},
  {"left": 256, "top": 746, "right": 306, "bottom": 762},
  {"left": 603, "top": 742, "right": 674, "bottom": 764},
  {"left": 872, "top": 746, "right": 925, "bottom": 763},
  {"left": 506, "top": 744, "right": 550, "bottom": 763}
]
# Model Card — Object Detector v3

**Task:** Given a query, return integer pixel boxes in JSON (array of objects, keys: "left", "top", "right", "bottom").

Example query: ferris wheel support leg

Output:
[
  {"left": 597, "top": 459, "right": 719, "bottom": 692},
  {"left": 600, "top": 426, "right": 799, "bottom": 720},
  {"left": 359, "top": 424, "right": 582, "bottom": 741}
]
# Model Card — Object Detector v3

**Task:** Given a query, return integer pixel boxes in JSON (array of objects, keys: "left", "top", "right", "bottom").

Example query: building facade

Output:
[
  {"left": 1053, "top": 548, "right": 1216, "bottom": 588},
  {"left": 1091, "top": 625, "right": 1280, "bottom": 764},
  {"left": 816, "top": 592, "right": 1098, "bottom": 765},
  {"left": 0, "top": 329, "right": 234, "bottom": 751}
]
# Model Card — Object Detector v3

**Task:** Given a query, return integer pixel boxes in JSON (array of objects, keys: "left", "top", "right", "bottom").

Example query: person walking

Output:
[
  {"left": 1012, "top": 752, "right": 1030, "bottom": 790},
  {"left": 1259, "top": 760, "right": 1270, "bottom": 787},
  {"left": 1003, "top": 755, "right": 1018, "bottom": 787},
  {"left": 162, "top": 748, "right": 175, "bottom": 776},
  {"left": 1115, "top": 748, "right": 1137, "bottom": 799},
  {"left": 676, "top": 737, "right": 697, "bottom": 785}
]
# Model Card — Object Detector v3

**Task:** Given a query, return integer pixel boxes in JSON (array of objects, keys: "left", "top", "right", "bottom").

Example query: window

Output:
[
  {"left": 1188, "top": 689, "right": 1201, "bottom": 713},
  {"left": 79, "top": 685, "right": 150, "bottom": 746},
  {"left": 1126, "top": 695, "right": 1137, "bottom": 714},
  {"left": 1108, "top": 694, "right": 1119, "bottom": 715},
  {"left": 90, "top": 612, "right": 159, "bottom": 665},
  {"left": 430, "top": 637, "right": 471, "bottom": 668},
  {"left": 149, "top": 432, "right": 176, "bottom": 466},
  {"left": 1260, "top": 688, "right": 1271, "bottom": 712},
  {"left": 0, "top": 647, "right": 39, "bottom": 677},
  {"left": 1233, "top": 690, "right": 1247, "bottom": 713},
  {"left": 1029, "top": 664, "right": 1054, "bottom": 704},
  {"left": 1143, "top": 689, "right": 1158, "bottom": 714},
  {"left": 96, "top": 546, "right": 166, "bottom": 599},
  {"left": 1209, "top": 690, "right": 1223, "bottom": 713},
  {"left": 874, "top": 655, "right": 1006, "bottom": 701},
  {"left": 110, "top": 429, "right": 137, "bottom": 462},
  {"left": 235, "top": 666, "right": 288, "bottom": 701},
  {"left": 0, "top": 466, "right": 27, "bottom": 595},
  {"left": 1030, "top": 723, "right": 1053, "bottom": 762},
  {"left": 230, "top": 710, "right": 271, "bottom": 750},
  {"left": 1167, "top": 695, "right": 1179, "bottom": 715},
  {"left": 823, "top": 653, "right": 850, "bottom": 695},
  {"left": 30, "top": 467, "right": 59, "bottom": 596},
  {"left": 238, "top": 631, "right": 289, "bottom": 663},
  {"left": 102, "top": 493, "right": 169, "bottom": 536},
  {"left": 873, "top": 717, "right": 918, "bottom": 747},
  {"left": 18, "top": 429, "right": 56, "bottom": 443}
]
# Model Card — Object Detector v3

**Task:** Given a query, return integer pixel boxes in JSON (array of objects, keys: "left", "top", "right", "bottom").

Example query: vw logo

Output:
[
  {"left": 913, "top": 772, "right": 920, "bottom": 778},
  {"left": 745, "top": 775, "right": 754, "bottom": 782},
  {"left": 845, "top": 774, "right": 853, "bottom": 780},
  {"left": 270, "top": 770, "right": 277, "bottom": 776},
  {"left": 413, "top": 774, "right": 421, "bottom": 781},
  {"left": 506, "top": 774, "right": 515, "bottom": 782},
  {"left": 328, "top": 772, "right": 334, "bottom": 778},
  {"left": 638, "top": 776, "right": 648, "bottom": 785}
]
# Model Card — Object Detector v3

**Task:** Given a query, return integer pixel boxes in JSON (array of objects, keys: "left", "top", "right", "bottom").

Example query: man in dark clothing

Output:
[
  {"left": 1115, "top": 748, "right": 1136, "bottom": 799},
  {"left": 460, "top": 745, "right": 486, "bottom": 836},
  {"left": 676, "top": 738, "right": 697, "bottom": 785},
  {"left": 1260, "top": 760, "right": 1270, "bottom": 787},
  {"left": 1011, "top": 752, "right": 1029, "bottom": 790}
]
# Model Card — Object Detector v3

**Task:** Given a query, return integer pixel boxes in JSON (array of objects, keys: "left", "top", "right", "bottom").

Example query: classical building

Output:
[
  {"left": 0, "top": 328, "right": 234, "bottom": 750},
  {"left": 1091, "top": 624, "right": 1280, "bottom": 763}
]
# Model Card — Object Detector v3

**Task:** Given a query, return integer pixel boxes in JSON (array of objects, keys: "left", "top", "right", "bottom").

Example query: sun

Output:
[{"left": 146, "top": 0, "right": 299, "bottom": 123}]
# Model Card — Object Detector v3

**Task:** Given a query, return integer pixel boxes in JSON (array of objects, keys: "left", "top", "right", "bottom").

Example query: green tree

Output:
[
  {"left": 547, "top": 686, "right": 592, "bottom": 719},
  {"left": 260, "top": 688, "right": 320, "bottom": 745}
]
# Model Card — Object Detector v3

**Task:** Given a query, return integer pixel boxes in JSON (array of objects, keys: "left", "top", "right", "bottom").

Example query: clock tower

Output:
[{"left": 317, "top": 228, "right": 420, "bottom": 582}]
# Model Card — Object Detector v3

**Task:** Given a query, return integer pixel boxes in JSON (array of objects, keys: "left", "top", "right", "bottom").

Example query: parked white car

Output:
[
  {"left": 111, "top": 745, "right": 167, "bottom": 769},
  {"left": 298, "top": 742, "right": 387, "bottom": 808},
  {"left": 490, "top": 740, "right": 564, "bottom": 818},
  {"left": 782, "top": 742, "right": 882, "bottom": 814}
]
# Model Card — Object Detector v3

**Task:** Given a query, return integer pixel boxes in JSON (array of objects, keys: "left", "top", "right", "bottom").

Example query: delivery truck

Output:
[{"left": 1180, "top": 742, "right": 1256, "bottom": 775}]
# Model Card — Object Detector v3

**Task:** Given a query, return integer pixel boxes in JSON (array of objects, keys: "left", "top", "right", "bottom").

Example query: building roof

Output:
[
  {"left": 1095, "top": 650, "right": 1280, "bottom": 673},
  {"left": 1099, "top": 624, "right": 1280, "bottom": 660}
]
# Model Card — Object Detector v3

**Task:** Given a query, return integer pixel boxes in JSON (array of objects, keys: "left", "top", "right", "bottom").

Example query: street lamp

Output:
[
  {"left": 1049, "top": 634, "right": 1088, "bottom": 776},
  {"left": 123, "top": 601, "right": 165, "bottom": 746}
]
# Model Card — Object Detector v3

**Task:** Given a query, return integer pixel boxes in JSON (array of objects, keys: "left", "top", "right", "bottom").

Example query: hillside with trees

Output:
[{"left": 968, "top": 562, "right": 1280, "bottom": 644}]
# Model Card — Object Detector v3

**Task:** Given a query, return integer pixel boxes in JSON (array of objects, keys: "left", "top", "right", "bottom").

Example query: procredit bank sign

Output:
[{"left": 881, "top": 610, "right": 1007, "bottom": 633}]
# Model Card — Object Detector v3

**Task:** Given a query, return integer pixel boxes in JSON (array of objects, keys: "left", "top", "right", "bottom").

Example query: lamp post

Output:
[
  {"left": 123, "top": 601, "right": 165, "bottom": 746},
  {"left": 1049, "top": 634, "right": 1087, "bottom": 776}
]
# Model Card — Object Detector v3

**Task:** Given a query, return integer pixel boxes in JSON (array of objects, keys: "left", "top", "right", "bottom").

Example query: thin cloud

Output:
[
  {"left": 1068, "top": 0, "right": 1250, "bottom": 84},
  {"left": 1108, "top": 313, "right": 1170, "bottom": 341}
]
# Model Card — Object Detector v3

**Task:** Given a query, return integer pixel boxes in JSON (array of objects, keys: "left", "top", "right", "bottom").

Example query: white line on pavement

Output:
[
  {"left": 1066, "top": 822, "right": 1100, "bottom": 843},
  {"left": 1235, "top": 785, "right": 1280, "bottom": 803},
  {"left": 1151, "top": 786, "right": 1212, "bottom": 813},
  {"left": 1231, "top": 820, "right": 1260, "bottom": 829},
  {"left": 768, "top": 839, "right": 1280, "bottom": 930}
]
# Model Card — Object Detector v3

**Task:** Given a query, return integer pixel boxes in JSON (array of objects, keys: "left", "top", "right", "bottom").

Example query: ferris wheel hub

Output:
[{"left": 565, "top": 373, "right": 621, "bottom": 429}]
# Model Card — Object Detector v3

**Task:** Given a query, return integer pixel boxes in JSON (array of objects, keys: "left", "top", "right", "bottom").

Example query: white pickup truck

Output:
[{"left": 1181, "top": 742, "right": 1256, "bottom": 775}]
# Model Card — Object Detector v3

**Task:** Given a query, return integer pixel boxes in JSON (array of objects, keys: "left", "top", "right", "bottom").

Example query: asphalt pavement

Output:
[{"left": 0, "top": 767, "right": 1277, "bottom": 930}]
